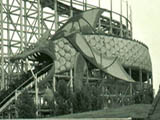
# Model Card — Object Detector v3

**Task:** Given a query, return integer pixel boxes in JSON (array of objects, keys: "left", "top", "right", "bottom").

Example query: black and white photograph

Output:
[{"left": 0, "top": 0, "right": 160, "bottom": 119}]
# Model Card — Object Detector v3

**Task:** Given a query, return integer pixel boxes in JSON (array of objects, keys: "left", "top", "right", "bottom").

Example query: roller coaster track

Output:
[
  {"left": 39, "top": 0, "right": 131, "bottom": 38},
  {"left": 0, "top": 63, "right": 53, "bottom": 113}
]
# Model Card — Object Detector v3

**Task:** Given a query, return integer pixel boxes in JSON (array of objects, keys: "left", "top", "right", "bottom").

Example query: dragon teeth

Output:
[
  {"left": 34, "top": 53, "right": 37, "bottom": 57},
  {"left": 37, "top": 52, "right": 41, "bottom": 56},
  {"left": 28, "top": 56, "right": 31, "bottom": 59}
]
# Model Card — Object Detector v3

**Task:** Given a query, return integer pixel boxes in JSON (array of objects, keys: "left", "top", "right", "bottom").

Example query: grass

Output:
[{"left": 53, "top": 104, "right": 151, "bottom": 118}]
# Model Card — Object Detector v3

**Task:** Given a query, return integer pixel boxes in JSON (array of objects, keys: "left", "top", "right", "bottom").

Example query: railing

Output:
[{"left": 0, "top": 63, "right": 53, "bottom": 112}]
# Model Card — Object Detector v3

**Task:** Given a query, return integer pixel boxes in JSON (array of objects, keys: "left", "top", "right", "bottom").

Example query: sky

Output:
[
  {"left": 128, "top": 0, "right": 160, "bottom": 95},
  {"left": 88, "top": 0, "right": 160, "bottom": 95}
]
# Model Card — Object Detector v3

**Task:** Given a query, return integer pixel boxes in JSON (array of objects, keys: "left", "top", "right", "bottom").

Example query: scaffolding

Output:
[
  {"left": 0, "top": 0, "right": 56, "bottom": 89},
  {"left": 0, "top": 0, "right": 134, "bottom": 89}
]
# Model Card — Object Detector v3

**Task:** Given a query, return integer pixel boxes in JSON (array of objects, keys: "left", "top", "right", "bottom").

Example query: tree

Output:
[
  {"left": 16, "top": 90, "right": 37, "bottom": 118},
  {"left": 71, "top": 85, "right": 103, "bottom": 113},
  {"left": 55, "top": 80, "right": 71, "bottom": 115}
]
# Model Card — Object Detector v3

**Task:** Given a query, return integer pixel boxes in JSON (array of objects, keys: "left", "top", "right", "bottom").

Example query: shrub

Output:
[
  {"left": 42, "top": 80, "right": 104, "bottom": 116},
  {"left": 55, "top": 80, "right": 71, "bottom": 115},
  {"left": 16, "top": 90, "right": 37, "bottom": 118},
  {"left": 71, "top": 85, "right": 103, "bottom": 113}
]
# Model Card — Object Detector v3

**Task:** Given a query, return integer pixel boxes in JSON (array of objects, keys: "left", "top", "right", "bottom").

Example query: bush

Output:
[
  {"left": 55, "top": 80, "right": 71, "bottom": 115},
  {"left": 16, "top": 90, "right": 37, "bottom": 118},
  {"left": 71, "top": 85, "right": 103, "bottom": 113},
  {"left": 43, "top": 81, "right": 103, "bottom": 116}
]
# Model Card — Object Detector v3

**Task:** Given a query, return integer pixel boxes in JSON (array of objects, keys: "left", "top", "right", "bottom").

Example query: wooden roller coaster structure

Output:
[{"left": 0, "top": 0, "right": 153, "bottom": 118}]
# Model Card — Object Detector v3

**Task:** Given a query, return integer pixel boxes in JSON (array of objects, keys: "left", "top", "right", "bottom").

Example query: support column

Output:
[
  {"left": 70, "top": 69, "right": 73, "bottom": 113},
  {"left": 70, "top": 69, "right": 73, "bottom": 92},
  {"left": 53, "top": 76, "right": 56, "bottom": 92},
  {"left": 126, "top": 1, "right": 129, "bottom": 37},
  {"left": 36, "top": 2, "right": 41, "bottom": 116},
  {"left": 37, "top": 0, "right": 41, "bottom": 38},
  {"left": 20, "top": 0, "right": 23, "bottom": 51},
  {"left": 98, "top": 0, "right": 100, "bottom": 8},
  {"left": 24, "top": 0, "right": 28, "bottom": 72},
  {"left": 83, "top": 0, "right": 85, "bottom": 11},
  {"left": 15, "top": 90, "right": 18, "bottom": 100},
  {"left": 8, "top": 106, "right": 11, "bottom": 119},
  {"left": 130, "top": 6, "right": 133, "bottom": 38},
  {"left": 70, "top": 0, "right": 73, "bottom": 17},
  {"left": 0, "top": 0, "right": 4, "bottom": 90},
  {"left": 139, "top": 69, "right": 143, "bottom": 90},
  {"left": 98, "top": 0, "right": 101, "bottom": 32},
  {"left": 86, "top": 68, "right": 89, "bottom": 84},
  {"left": 85, "top": 0, "right": 87, "bottom": 11},
  {"left": 15, "top": 90, "right": 18, "bottom": 118},
  {"left": 147, "top": 73, "right": 150, "bottom": 84},
  {"left": 20, "top": 0, "right": 24, "bottom": 72},
  {"left": 109, "top": 0, "right": 113, "bottom": 35},
  {"left": 35, "top": 74, "right": 39, "bottom": 116},
  {"left": 120, "top": 0, "right": 123, "bottom": 37},
  {"left": 54, "top": 0, "right": 59, "bottom": 31},
  {"left": 41, "top": 5, "right": 44, "bottom": 34},
  {"left": 129, "top": 68, "right": 132, "bottom": 95},
  {"left": 7, "top": 0, "right": 11, "bottom": 89},
  {"left": 151, "top": 73, "right": 153, "bottom": 87}
]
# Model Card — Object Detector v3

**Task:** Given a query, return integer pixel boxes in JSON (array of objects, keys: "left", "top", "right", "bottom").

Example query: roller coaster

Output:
[{"left": 0, "top": 0, "right": 154, "bottom": 118}]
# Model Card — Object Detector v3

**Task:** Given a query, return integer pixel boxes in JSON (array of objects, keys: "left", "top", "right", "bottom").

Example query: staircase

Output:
[{"left": 0, "top": 63, "right": 53, "bottom": 113}]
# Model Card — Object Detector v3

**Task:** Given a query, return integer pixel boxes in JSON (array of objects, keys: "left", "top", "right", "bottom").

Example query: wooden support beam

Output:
[
  {"left": 139, "top": 69, "right": 143, "bottom": 90},
  {"left": 15, "top": 89, "right": 18, "bottom": 118},
  {"left": 0, "top": 0, "right": 5, "bottom": 90},
  {"left": 70, "top": 69, "right": 73, "bottom": 92},
  {"left": 35, "top": 74, "right": 39, "bottom": 105},
  {"left": 151, "top": 73, "right": 153, "bottom": 86},
  {"left": 130, "top": 6, "right": 133, "bottom": 38},
  {"left": 70, "top": 0, "right": 73, "bottom": 17},
  {"left": 126, "top": 1, "right": 129, "bottom": 37},
  {"left": 85, "top": 0, "right": 87, "bottom": 10},
  {"left": 129, "top": 68, "right": 133, "bottom": 95},
  {"left": 86, "top": 68, "right": 89, "bottom": 84},
  {"left": 53, "top": 75, "right": 56, "bottom": 92},
  {"left": 54, "top": 0, "right": 59, "bottom": 31},
  {"left": 147, "top": 72, "right": 150, "bottom": 84},
  {"left": 120, "top": 0, "right": 123, "bottom": 37},
  {"left": 24, "top": 0, "right": 28, "bottom": 72},
  {"left": 20, "top": 0, "right": 23, "bottom": 51},
  {"left": 35, "top": 74, "right": 39, "bottom": 117},
  {"left": 98, "top": 0, "right": 101, "bottom": 8},
  {"left": 109, "top": 0, "right": 113, "bottom": 35},
  {"left": 7, "top": 0, "right": 11, "bottom": 89}
]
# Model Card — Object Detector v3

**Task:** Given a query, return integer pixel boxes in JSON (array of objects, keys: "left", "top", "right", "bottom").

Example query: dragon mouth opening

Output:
[
  {"left": 26, "top": 51, "right": 54, "bottom": 85},
  {"left": 27, "top": 51, "right": 53, "bottom": 70},
  {"left": 11, "top": 50, "right": 55, "bottom": 87}
]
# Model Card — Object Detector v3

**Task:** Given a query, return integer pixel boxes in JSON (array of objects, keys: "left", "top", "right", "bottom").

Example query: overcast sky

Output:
[
  {"left": 89, "top": 0, "right": 160, "bottom": 94},
  {"left": 129, "top": 0, "right": 160, "bottom": 95}
]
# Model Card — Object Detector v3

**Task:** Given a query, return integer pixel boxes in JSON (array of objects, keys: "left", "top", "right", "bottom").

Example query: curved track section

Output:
[{"left": 39, "top": 0, "right": 132, "bottom": 39}]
